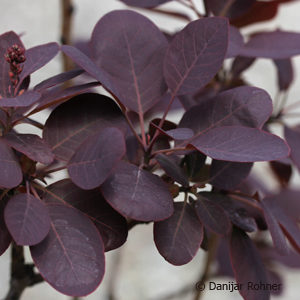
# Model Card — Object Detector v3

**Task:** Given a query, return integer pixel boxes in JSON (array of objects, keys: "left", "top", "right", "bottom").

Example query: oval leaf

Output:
[
  {"left": 3, "top": 133, "right": 54, "bottom": 164},
  {"left": 68, "top": 127, "right": 125, "bottom": 190},
  {"left": 154, "top": 202, "right": 203, "bottom": 265},
  {"left": 0, "top": 139, "right": 22, "bottom": 188},
  {"left": 230, "top": 227, "right": 270, "bottom": 300},
  {"left": 90, "top": 10, "right": 168, "bottom": 113},
  {"left": 101, "top": 161, "right": 174, "bottom": 221},
  {"left": 195, "top": 194, "right": 231, "bottom": 235},
  {"left": 43, "top": 179, "right": 128, "bottom": 252},
  {"left": 0, "top": 91, "right": 41, "bottom": 107},
  {"left": 164, "top": 17, "right": 228, "bottom": 96},
  {"left": 30, "top": 204, "right": 105, "bottom": 297},
  {"left": 4, "top": 193, "right": 50, "bottom": 246},
  {"left": 43, "top": 93, "right": 127, "bottom": 161},
  {"left": 189, "top": 126, "right": 290, "bottom": 162}
]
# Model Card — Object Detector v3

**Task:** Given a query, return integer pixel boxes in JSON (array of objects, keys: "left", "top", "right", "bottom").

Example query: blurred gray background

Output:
[{"left": 0, "top": 1, "right": 300, "bottom": 299}]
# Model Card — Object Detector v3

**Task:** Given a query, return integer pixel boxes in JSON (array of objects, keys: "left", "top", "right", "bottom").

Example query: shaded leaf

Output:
[
  {"left": 189, "top": 126, "right": 289, "bottom": 162},
  {"left": 101, "top": 161, "right": 174, "bottom": 221},
  {"left": 68, "top": 128, "right": 125, "bottom": 190},
  {"left": 164, "top": 17, "right": 228, "bottom": 95},
  {"left": 43, "top": 179, "right": 128, "bottom": 251},
  {"left": 269, "top": 160, "right": 292, "bottom": 188},
  {"left": 18, "top": 42, "right": 59, "bottom": 88},
  {"left": 273, "top": 58, "right": 294, "bottom": 91},
  {"left": 0, "top": 193, "right": 11, "bottom": 255},
  {"left": 210, "top": 160, "right": 253, "bottom": 190},
  {"left": 30, "top": 204, "right": 105, "bottom": 297},
  {"left": 230, "top": 227, "right": 270, "bottom": 300},
  {"left": 4, "top": 193, "right": 50, "bottom": 246},
  {"left": 3, "top": 133, "right": 54, "bottom": 164},
  {"left": 0, "top": 139, "right": 22, "bottom": 188},
  {"left": 231, "top": 56, "right": 256, "bottom": 78},
  {"left": 156, "top": 154, "right": 189, "bottom": 187},
  {"left": 183, "top": 151, "right": 206, "bottom": 181},
  {"left": 151, "top": 122, "right": 193, "bottom": 140},
  {"left": 0, "top": 90, "right": 41, "bottom": 107},
  {"left": 195, "top": 194, "right": 231, "bottom": 235},
  {"left": 154, "top": 202, "right": 203, "bottom": 265},
  {"left": 284, "top": 125, "right": 300, "bottom": 171},
  {"left": 227, "top": 25, "right": 244, "bottom": 58},
  {"left": 43, "top": 93, "right": 126, "bottom": 161},
  {"left": 90, "top": 10, "right": 168, "bottom": 113}
]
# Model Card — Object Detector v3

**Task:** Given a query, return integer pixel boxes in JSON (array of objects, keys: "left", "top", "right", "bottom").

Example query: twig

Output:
[{"left": 61, "top": 0, "right": 74, "bottom": 72}]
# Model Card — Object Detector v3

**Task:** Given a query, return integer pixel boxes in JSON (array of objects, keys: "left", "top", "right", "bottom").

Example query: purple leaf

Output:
[
  {"left": 4, "top": 193, "right": 50, "bottom": 246},
  {"left": 273, "top": 58, "right": 294, "bottom": 91},
  {"left": 284, "top": 125, "right": 300, "bottom": 172},
  {"left": 0, "top": 194, "right": 11, "bottom": 255},
  {"left": 210, "top": 161, "right": 253, "bottom": 190},
  {"left": 260, "top": 200, "right": 289, "bottom": 255},
  {"left": 240, "top": 30, "right": 300, "bottom": 59},
  {"left": 231, "top": 56, "right": 256, "bottom": 78},
  {"left": 230, "top": 227, "right": 270, "bottom": 300},
  {"left": 183, "top": 151, "right": 206, "bottom": 180},
  {"left": 164, "top": 17, "right": 228, "bottom": 96},
  {"left": 189, "top": 126, "right": 289, "bottom": 162},
  {"left": 227, "top": 26, "right": 244, "bottom": 58},
  {"left": 156, "top": 154, "right": 189, "bottom": 187},
  {"left": 151, "top": 122, "right": 193, "bottom": 140},
  {"left": 200, "top": 192, "right": 259, "bottom": 232},
  {"left": 3, "top": 133, "right": 54, "bottom": 164},
  {"left": 262, "top": 190, "right": 300, "bottom": 249},
  {"left": 120, "top": 0, "right": 172, "bottom": 8},
  {"left": 34, "top": 69, "right": 84, "bottom": 91},
  {"left": 195, "top": 194, "right": 231, "bottom": 235},
  {"left": 0, "top": 31, "right": 24, "bottom": 98},
  {"left": 154, "top": 202, "right": 203, "bottom": 265},
  {"left": 101, "top": 161, "right": 174, "bottom": 221},
  {"left": 68, "top": 128, "right": 125, "bottom": 190},
  {"left": 0, "top": 90, "right": 41, "bottom": 107},
  {"left": 179, "top": 86, "right": 273, "bottom": 138},
  {"left": 17, "top": 42, "right": 59, "bottom": 89},
  {"left": 269, "top": 160, "right": 292, "bottom": 187},
  {"left": 90, "top": 10, "right": 168, "bottom": 113},
  {"left": 43, "top": 93, "right": 127, "bottom": 161},
  {"left": 43, "top": 179, "right": 128, "bottom": 252},
  {"left": 30, "top": 204, "right": 105, "bottom": 296},
  {"left": 0, "top": 139, "right": 22, "bottom": 188}
]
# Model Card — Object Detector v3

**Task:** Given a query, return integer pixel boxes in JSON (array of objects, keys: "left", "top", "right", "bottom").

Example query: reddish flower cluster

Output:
[{"left": 4, "top": 44, "right": 26, "bottom": 86}]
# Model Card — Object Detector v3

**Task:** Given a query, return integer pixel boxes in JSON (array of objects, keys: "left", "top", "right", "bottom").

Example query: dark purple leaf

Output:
[
  {"left": 0, "top": 31, "right": 24, "bottom": 98},
  {"left": 263, "top": 190, "right": 300, "bottom": 249},
  {"left": 3, "top": 133, "right": 54, "bottom": 164},
  {"left": 260, "top": 201, "right": 289, "bottom": 255},
  {"left": 30, "top": 204, "right": 105, "bottom": 296},
  {"left": 61, "top": 45, "right": 121, "bottom": 100},
  {"left": 273, "top": 58, "right": 294, "bottom": 91},
  {"left": 204, "top": 0, "right": 255, "bottom": 19},
  {"left": 34, "top": 69, "right": 84, "bottom": 91},
  {"left": 231, "top": 56, "right": 256, "bottom": 78},
  {"left": 195, "top": 194, "right": 231, "bottom": 235},
  {"left": 68, "top": 128, "right": 125, "bottom": 190},
  {"left": 0, "top": 139, "right": 22, "bottom": 188},
  {"left": 179, "top": 87, "right": 273, "bottom": 139},
  {"left": 43, "top": 179, "right": 128, "bottom": 251},
  {"left": 227, "top": 26, "right": 244, "bottom": 58},
  {"left": 4, "top": 193, "right": 50, "bottom": 246},
  {"left": 240, "top": 30, "right": 300, "bottom": 59},
  {"left": 36, "top": 82, "right": 100, "bottom": 111},
  {"left": 156, "top": 154, "right": 189, "bottom": 187},
  {"left": 210, "top": 161, "right": 253, "bottom": 190},
  {"left": 189, "top": 126, "right": 289, "bottom": 162},
  {"left": 154, "top": 202, "right": 203, "bottom": 265},
  {"left": 90, "top": 10, "right": 168, "bottom": 113},
  {"left": 43, "top": 93, "right": 127, "bottom": 161},
  {"left": 164, "top": 17, "right": 228, "bottom": 96},
  {"left": 120, "top": 0, "right": 172, "bottom": 8},
  {"left": 17, "top": 42, "right": 59, "bottom": 89},
  {"left": 0, "top": 194, "right": 11, "bottom": 255},
  {"left": 230, "top": 227, "right": 270, "bottom": 300},
  {"left": 284, "top": 125, "right": 300, "bottom": 171},
  {"left": 0, "top": 90, "right": 40, "bottom": 107},
  {"left": 269, "top": 160, "right": 292, "bottom": 187},
  {"left": 183, "top": 151, "right": 206, "bottom": 181},
  {"left": 151, "top": 122, "right": 193, "bottom": 140},
  {"left": 101, "top": 161, "right": 174, "bottom": 221},
  {"left": 200, "top": 192, "right": 259, "bottom": 232}
]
